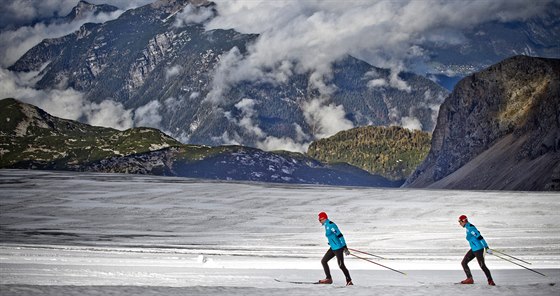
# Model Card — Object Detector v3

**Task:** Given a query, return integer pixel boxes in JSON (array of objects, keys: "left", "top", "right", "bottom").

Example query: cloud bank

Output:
[
  {"left": 0, "top": 1, "right": 160, "bottom": 132},
  {"left": 0, "top": 10, "right": 125, "bottom": 68},
  {"left": 0, "top": 0, "right": 154, "bottom": 30},
  {"left": 206, "top": 0, "right": 550, "bottom": 79},
  {"left": 199, "top": 0, "right": 550, "bottom": 149},
  {"left": 1, "top": 0, "right": 552, "bottom": 152},
  {"left": 222, "top": 98, "right": 312, "bottom": 153},
  {"left": 0, "top": 67, "right": 163, "bottom": 131}
]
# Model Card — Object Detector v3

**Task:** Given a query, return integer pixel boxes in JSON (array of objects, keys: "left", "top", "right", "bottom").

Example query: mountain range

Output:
[
  {"left": 9, "top": 0, "right": 448, "bottom": 149},
  {"left": 2, "top": 55, "right": 558, "bottom": 190},
  {"left": 2, "top": 1, "right": 559, "bottom": 191},
  {"left": 0, "top": 98, "right": 400, "bottom": 187}
]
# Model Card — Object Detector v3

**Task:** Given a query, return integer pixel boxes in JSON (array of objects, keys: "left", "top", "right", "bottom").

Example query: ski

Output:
[{"left": 274, "top": 279, "right": 320, "bottom": 284}]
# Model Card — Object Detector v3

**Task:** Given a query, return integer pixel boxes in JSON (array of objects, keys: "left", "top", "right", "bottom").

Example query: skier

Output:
[
  {"left": 317, "top": 212, "right": 353, "bottom": 286},
  {"left": 458, "top": 215, "right": 495, "bottom": 286}
]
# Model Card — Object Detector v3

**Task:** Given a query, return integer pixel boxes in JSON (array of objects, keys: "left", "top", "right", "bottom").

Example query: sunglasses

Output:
[{"left": 458, "top": 220, "right": 466, "bottom": 222}]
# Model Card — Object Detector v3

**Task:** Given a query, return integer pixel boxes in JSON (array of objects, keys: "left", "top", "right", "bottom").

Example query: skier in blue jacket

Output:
[
  {"left": 318, "top": 212, "right": 352, "bottom": 286},
  {"left": 458, "top": 215, "right": 495, "bottom": 286}
]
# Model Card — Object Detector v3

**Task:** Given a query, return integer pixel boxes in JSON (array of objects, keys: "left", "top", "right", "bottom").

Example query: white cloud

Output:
[
  {"left": 204, "top": 47, "right": 244, "bottom": 104},
  {"left": 201, "top": 0, "right": 549, "bottom": 144},
  {"left": 212, "top": 131, "right": 242, "bottom": 146},
  {"left": 0, "top": 0, "right": 154, "bottom": 29},
  {"left": 0, "top": 10, "right": 124, "bottom": 67},
  {"left": 401, "top": 116, "right": 423, "bottom": 131},
  {"left": 232, "top": 98, "right": 265, "bottom": 138},
  {"left": 367, "top": 78, "right": 387, "bottom": 89},
  {"left": 165, "top": 65, "right": 182, "bottom": 80},
  {"left": 86, "top": 100, "right": 133, "bottom": 130},
  {"left": 203, "top": 0, "right": 551, "bottom": 98},
  {"left": 208, "top": 0, "right": 549, "bottom": 73},
  {"left": 189, "top": 92, "right": 200, "bottom": 99},
  {"left": 301, "top": 97, "right": 354, "bottom": 139},
  {"left": 223, "top": 98, "right": 312, "bottom": 152},
  {"left": 257, "top": 136, "right": 310, "bottom": 153},
  {"left": 174, "top": 3, "right": 215, "bottom": 27},
  {"left": 134, "top": 100, "right": 162, "bottom": 129},
  {"left": 0, "top": 0, "right": 77, "bottom": 29},
  {"left": 0, "top": 67, "right": 169, "bottom": 131}
]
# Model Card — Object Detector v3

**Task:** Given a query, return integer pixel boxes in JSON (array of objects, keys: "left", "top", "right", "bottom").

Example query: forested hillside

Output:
[{"left": 307, "top": 126, "right": 431, "bottom": 181}]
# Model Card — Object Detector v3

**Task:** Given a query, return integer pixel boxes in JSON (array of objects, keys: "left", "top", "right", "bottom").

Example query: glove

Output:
[
  {"left": 486, "top": 248, "right": 493, "bottom": 255},
  {"left": 344, "top": 248, "right": 350, "bottom": 256}
]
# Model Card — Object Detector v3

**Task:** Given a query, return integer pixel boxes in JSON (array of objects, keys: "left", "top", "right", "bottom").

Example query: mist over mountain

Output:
[
  {"left": 2, "top": 0, "right": 557, "bottom": 154},
  {"left": 7, "top": 0, "right": 447, "bottom": 153},
  {"left": 0, "top": 98, "right": 399, "bottom": 187},
  {"left": 1, "top": 1, "right": 558, "bottom": 191}
]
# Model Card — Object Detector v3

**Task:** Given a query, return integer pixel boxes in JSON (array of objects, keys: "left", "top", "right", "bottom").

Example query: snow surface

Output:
[{"left": 0, "top": 169, "right": 559, "bottom": 295}]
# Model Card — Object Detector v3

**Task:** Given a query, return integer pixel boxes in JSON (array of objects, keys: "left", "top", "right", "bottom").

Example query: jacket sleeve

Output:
[{"left": 469, "top": 225, "right": 489, "bottom": 248}]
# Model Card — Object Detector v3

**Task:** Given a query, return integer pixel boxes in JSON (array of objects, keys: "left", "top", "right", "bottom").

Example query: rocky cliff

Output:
[{"left": 404, "top": 56, "right": 560, "bottom": 191}]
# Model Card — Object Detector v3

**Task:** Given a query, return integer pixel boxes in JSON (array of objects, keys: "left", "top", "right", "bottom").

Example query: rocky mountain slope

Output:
[
  {"left": 9, "top": 0, "right": 447, "bottom": 148},
  {"left": 0, "top": 98, "right": 182, "bottom": 169},
  {"left": 307, "top": 126, "right": 431, "bottom": 181},
  {"left": 404, "top": 56, "right": 560, "bottom": 191},
  {"left": 62, "top": 1, "right": 119, "bottom": 23},
  {"left": 0, "top": 98, "right": 399, "bottom": 187}
]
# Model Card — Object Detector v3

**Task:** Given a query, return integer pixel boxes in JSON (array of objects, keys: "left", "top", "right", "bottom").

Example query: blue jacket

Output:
[
  {"left": 464, "top": 222, "right": 489, "bottom": 251},
  {"left": 323, "top": 219, "right": 347, "bottom": 251}
]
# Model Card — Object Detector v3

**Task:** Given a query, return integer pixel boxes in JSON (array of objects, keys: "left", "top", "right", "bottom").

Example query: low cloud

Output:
[
  {"left": 205, "top": 0, "right": 550, "bottom": 88},
  {"left": 224, "top": 98, "right": 311, "bottom": 153},
  {"left": 165, "top": 65, "right": 183, "bottom": 80},
  {"left": 400, "top": 116, "right": 423, "bottom": 131},
  {"left": 201, "top": 0, "right": 549, "bottom": 148},
  {"left": 0, "top": 10, "right": 124, "bottom": 68},
  {"left": 257, "top": 135, "right": 310, "bottom": 153},
  {"left": 230, "top": 98, "right": 265, "bottom": 138},
  {"left": 0, "top": 0, "right": 154, "bottom": 30},
  {"left": 0, "top": 67, "right": 164, "bottom": 131},
  {"left": 86, "top": 100, "right": 133, "bottom": 130},
  {"left": 134, "top": 100, "right": 162, "bottom": 129},
  {"left": 204, "top": 47, "right": 244, "bottom": 104},
  {"left": 174, "top": 3, "right": 215, "bottom": 27},
  {"left": 301, "top": 97, "right": 354, "bottom": 139}
]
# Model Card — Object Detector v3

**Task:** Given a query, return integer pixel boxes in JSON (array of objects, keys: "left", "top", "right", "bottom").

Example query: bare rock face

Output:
[{"left": 404, "top": 56, "right": 560, "bottom": 191}]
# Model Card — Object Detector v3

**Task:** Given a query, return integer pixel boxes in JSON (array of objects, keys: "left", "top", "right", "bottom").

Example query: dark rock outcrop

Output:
[{"left": 404, "top": 56, "right": 560, "bottom": 191}]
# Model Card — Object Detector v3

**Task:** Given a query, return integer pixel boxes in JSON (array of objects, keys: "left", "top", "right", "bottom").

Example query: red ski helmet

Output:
[
  {"left": 318, "top": 212, "right": 328, "bottom": 220},
  {"left": 458, "top": 215, "right": 467, "bottom": 222}
]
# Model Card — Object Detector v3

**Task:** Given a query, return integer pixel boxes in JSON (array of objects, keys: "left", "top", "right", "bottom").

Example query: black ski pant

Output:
[
  {"left": 321, "top": 248, "right": 351, "bottom": 282},
  {"left": 462, "top": 249, "right": 492, "bottom": 280}
]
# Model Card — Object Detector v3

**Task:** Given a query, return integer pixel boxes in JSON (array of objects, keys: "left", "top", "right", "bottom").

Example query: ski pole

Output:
[
  {"left": 350, "top": 253, "right": 407, "bottom": 275},
  {"left": 492, "top": 253, "right": 546, "bottom": 277},
  {"left": 348, "top": 248, "right": 385, "bottom": 259},
  {"left": 489, "top": 249, "right": 532, "bottom": 265}
]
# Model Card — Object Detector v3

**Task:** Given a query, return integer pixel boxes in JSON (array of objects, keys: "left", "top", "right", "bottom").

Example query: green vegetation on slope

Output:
[
  {"left": 307, "top": 126, "right": 431, "bottom": 181},
  {"left": 0, "top": 98, "right": 182, "bottom": 168}
]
